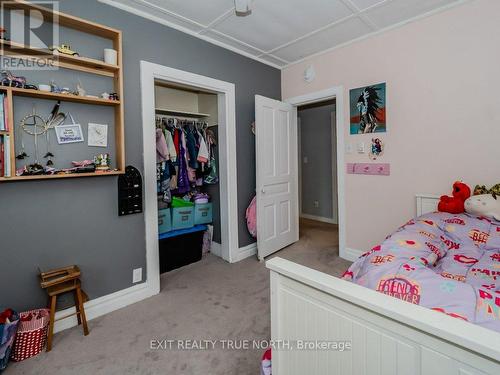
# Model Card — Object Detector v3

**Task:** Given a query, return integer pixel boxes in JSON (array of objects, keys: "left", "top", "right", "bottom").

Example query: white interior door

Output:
[{"left": 255, "top": 95, "right": 299, "bottom": 260}]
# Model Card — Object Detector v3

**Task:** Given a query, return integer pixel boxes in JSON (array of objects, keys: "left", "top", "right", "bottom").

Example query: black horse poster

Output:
[{"left": 350, "top": 83, "right": 386, "bottom": 134}]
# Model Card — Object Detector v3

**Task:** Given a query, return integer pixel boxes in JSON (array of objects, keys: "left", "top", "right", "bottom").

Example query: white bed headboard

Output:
[{"left": 416, "top": 194, "right": 440, "bottom": 216}]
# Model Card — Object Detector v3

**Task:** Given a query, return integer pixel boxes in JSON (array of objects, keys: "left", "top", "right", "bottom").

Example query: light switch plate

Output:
[
  {"left": 303, "top": 156, "right": 308, "bottom": 164},
  {"left": 133, "top": 268, "right": 142, "bottom": 283},
  {"left": 346, "top": 143, "right": 353, "bottom": 154}
]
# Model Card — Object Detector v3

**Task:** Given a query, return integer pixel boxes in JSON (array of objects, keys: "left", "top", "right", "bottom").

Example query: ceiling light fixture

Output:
[{"left": 235, "top": 0, "right": 253, "bottom": 17}]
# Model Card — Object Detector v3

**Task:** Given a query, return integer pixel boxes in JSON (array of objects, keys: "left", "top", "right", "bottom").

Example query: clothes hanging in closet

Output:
[
  {"left": 203, "top": 128, "right": 218, "bottom": 185},
  {"left": 155, "top": 117, "right": 219, "bottom": 203}
]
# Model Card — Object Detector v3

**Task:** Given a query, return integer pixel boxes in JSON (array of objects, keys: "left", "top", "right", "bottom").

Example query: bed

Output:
[{"left": 266, "top": 195, "right": 500, "bottom": 375}]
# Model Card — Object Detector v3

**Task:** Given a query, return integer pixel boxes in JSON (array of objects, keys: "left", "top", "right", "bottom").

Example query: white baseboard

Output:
[
  {"left": 341, "top": 247, "right": 363, "bottom": 262},
  {"left": 54, "top": 282, "right": 155, "bottom": 333},
  {"left": 231, "top": 242, "right": 257, "bottom": 263},
  {"left": 300, "top": 213, "right": 337, "bottom": 224},
  {"left": 210, "top": 241, "right": 222, "bottom": 257}
]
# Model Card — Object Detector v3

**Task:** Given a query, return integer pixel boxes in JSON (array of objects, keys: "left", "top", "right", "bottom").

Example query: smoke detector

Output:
[
  {"left": 235, "top": 0, "right": 253, "bottom": 16},
  {"left": 304, "top": 65, "right": 316, "bottom": 83}
]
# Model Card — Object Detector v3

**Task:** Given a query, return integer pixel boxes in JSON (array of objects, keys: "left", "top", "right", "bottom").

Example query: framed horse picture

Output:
[{"left": 350, "top": 82, "right": 386, "bottom": 134}]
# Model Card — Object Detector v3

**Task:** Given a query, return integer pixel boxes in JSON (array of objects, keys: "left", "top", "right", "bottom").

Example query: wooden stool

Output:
[{"left": 39, "top": 266, "right": 89, "bottom": 352}]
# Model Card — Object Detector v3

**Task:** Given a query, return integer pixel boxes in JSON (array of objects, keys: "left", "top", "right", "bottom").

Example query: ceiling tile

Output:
[
  {"left": 364, "top": 0, "right": 459, "bottom": 28},
  {"left": 273, "top": 16, "right": 371, "bottom": 62},
  {"left": 141, "top": 0, "right": 234, "bottom": 27},
  {"left": 213, "top": 0, "right": 354, "bottom": 51},
  {"left": 120, "top": 0, "right": 204, "bottom": 32},
  {"left": 350, "top": 0, "right": 386, "bottom": 11},
  {"left": 202, "top": 30, "right": 264, "bottom": 56}
]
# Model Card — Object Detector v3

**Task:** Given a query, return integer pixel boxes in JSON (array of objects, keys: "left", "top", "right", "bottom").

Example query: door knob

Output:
[{"left": 261, "top": 188, "right": 266, "bottom": 194}]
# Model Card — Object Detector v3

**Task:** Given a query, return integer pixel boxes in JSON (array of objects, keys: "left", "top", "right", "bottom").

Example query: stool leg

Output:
[
  {"left": 73, "top": 290, "right": 81, "bottom": 325},
  {"left": 76, "top": 286, "right": 89, "bottom": 336},
  {"left": 47, "top": 295, "right": 57, "bottom": 352}
]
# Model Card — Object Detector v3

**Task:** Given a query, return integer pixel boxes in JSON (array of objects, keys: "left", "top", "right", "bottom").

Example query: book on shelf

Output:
[
  {"left": 0, "top": 136, "right": 4, "bottom": 177},
  {"left": 2, "top": 134, "right": 10, "bottom": 177},
  {"left": 3, "top": 94, "right": 8, "bottom": 132},
  {"left": 0, "top": 93, "right": 4, "bottom": 131}
]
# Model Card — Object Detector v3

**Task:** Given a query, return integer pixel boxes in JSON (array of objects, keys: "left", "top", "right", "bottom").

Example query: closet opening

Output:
[
  {"left": 297, "top": 99, "right": 339, "bottom": 253},
  {"left": 140, "top": 61, "right": 238, "bottom": 297},
  {"left": 155, "top": 81, "right": 221, "bottom": 274}
]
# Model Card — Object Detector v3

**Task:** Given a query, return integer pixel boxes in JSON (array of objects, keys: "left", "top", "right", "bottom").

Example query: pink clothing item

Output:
[
  {"left": 156, "top": 128, "right": 169, "bottom": 162},
  {"left": 246, "top": 195, "right": 257, "bottom": 238}
]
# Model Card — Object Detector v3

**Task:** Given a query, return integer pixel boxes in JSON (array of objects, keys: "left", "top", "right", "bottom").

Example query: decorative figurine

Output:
[
  {"left": 50, "top": 80, "right": 63, "bottom": 93},
  {"left": 0, "top": 70, "right": 26, "bottom": 88},
  {"left": 0, "top": 27, "right": 9, "bottom": 41},
  {"left": 94, "top": 153, "right": 110, "bottom": 171},
  {"left": 76, "top": 80, "right": 86, "bottom": 97},
  {"left": 49, "top": 44, "right": 79, "bottom": 57},
  {"left": 369, "top": 137, "right": 384, "bottom": 160},
  {"left": 0, "top": 71, "right": 38, "bottom": 90}
]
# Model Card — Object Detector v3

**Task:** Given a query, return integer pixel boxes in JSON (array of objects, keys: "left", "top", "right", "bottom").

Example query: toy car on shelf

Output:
[
  {"left": 0, "top": 70, "right": 27, "bottom": 88},
  {"left": 0, "top": 71, "right": 38, "bottom": 90},
  {"left": 49, "top": 44, "right": 79, "bottom": 57}
]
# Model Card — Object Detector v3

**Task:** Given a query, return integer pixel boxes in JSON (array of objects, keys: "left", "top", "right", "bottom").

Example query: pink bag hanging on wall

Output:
[{"left": 246, "top": 195, "right": 257, "bottom": 238}]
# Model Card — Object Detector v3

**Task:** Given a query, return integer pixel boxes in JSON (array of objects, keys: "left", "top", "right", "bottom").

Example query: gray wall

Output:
[
  {"left": 0, "top": 0, "right": 280, "bottom": 312},
  {"left": 299, "top": 101, "right": 337, "bottom": 221}
]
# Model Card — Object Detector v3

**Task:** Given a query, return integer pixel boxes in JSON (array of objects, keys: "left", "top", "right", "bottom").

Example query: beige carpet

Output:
[{"left": 6, "top": 219, "right": 351, "bottom": 375}]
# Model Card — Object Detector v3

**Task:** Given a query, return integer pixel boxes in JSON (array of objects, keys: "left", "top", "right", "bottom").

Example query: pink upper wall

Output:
[{"left": 282, "top": 0, "right": 500, "bottom": 252}]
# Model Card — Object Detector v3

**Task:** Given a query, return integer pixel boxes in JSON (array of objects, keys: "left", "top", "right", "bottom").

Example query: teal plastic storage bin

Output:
[
  {"left": 194, "top": 202, "right": 213, "bottom": 224},
  {"left": 171, "top": 206, "right": 194, "bottom": 230},
  {"left": 158, "top": 208, "right": 172, "bottom": 234}
]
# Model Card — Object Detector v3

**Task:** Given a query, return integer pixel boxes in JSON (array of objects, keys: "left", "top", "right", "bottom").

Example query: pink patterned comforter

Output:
[{"left": 344, "top": 212, "right": 500, "bottom": 332}]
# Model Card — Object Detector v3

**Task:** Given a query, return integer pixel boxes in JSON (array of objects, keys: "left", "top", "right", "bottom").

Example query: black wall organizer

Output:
[{"left": 118, "top": 165, "right": 143, "bottom": 216}]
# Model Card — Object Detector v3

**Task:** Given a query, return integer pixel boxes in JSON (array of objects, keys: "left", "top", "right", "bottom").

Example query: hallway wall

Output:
[{"left": 299, "top": 101, "right": 337, "bottom": 223}]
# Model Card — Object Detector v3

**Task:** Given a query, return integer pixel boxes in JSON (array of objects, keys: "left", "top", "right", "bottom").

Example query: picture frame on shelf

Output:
[
  {"left": 54, "top": 123, "right": 84, "bottom": 144},
  {"left": 88, "top": 123, "right": 108, "bottom": 147}
]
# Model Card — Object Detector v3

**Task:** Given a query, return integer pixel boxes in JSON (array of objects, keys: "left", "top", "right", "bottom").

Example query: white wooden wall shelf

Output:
[{"left": 0, "top": 0, "right": 125, "bottom": 182}]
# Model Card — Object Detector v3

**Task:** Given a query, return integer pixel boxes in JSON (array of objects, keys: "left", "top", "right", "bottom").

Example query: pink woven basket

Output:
[{"left": 11, "top": 309, "right": 50, "bottom": 362}]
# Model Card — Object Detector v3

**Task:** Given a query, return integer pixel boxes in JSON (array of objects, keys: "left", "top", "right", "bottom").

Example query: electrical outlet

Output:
[
  {"left": 303, "top": 156, "right": 308, "bottom": 164},
  {"left": 132, "top": 268, "right": 142, "bottom": 283},
  {"left": 357, "top": 142, "right": 365, "bottom": 154},
  {"left": 314, "top": 200, "right": 319, "bottom": 208}
]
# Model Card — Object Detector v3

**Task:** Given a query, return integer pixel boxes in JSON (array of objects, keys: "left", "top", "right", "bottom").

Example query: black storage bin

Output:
[{"left": 159, "top": 231, "right": 204, "bottom": 273}]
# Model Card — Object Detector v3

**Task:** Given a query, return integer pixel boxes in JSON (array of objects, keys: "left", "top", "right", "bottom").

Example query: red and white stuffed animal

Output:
[
  {"left": 438, "top": 181, "right": 471, "bottom": 214},
  {"left": 261, "top": 348, "right": 271, "bottom": 375}
]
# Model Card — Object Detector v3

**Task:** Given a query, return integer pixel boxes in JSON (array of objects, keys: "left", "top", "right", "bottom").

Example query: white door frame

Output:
[
  {"left": 140, "top": 61, "right": 239, "bottom": 295},
  {"left": 285, "top": 86, "right": 346, "bottom": 260}
]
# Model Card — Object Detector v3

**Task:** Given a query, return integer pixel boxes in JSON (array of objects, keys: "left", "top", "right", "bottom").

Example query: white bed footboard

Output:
[{"left": 267, "top": 258, "right": 500, "bottom": 375}]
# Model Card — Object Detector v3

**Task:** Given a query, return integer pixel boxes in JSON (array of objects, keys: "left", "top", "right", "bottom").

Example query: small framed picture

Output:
[
  {"left": 55, "top": 124, "right": 84, "bottom": 144},
  {"left": 88, "top": 123, "right": 108, "bottom": 147}
]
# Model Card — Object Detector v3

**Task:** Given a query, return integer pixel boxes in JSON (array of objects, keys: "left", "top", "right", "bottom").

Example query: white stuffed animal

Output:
[{"left": 464, "top": 194, "right": 500, "bottom": 221}]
